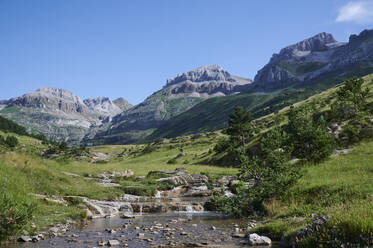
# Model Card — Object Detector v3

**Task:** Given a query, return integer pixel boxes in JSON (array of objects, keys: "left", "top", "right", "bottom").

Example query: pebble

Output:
[
  {"left": 107, "top": 239, "right": 120, "bottom": 246},
  {"left": 18, "top": 236, "right": 32, "bottom": 242}
]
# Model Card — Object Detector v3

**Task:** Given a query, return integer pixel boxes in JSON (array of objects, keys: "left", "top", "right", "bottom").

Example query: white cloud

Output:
[{"left": 336, "top": 1, "right": 373, "bottom": 23}]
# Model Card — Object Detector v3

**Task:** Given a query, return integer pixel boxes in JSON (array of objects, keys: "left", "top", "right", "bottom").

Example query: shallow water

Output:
[{"left": 10, "top": 212, "right": 253, "bottom": 248}]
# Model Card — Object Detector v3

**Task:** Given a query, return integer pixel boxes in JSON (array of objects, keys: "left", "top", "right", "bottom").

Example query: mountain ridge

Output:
[
  {"left": 3, "top": 28, "right": 373, "bottom": 145},
  {"left": 0, "top": 87, "right": 132, "bottom": 144},
  {"left": 83, "top": 65, "right": 252, "bottom": 145}
]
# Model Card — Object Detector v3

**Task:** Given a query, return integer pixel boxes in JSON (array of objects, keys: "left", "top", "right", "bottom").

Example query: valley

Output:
[{"left": 1, "top": 27, "right": 373, "bottom": 248}]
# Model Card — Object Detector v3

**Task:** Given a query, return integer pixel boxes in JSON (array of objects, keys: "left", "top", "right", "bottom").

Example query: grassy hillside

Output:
[
  {"left": 208, "top": 74, "right": 373, "bottom": 246},
  {"left": 256, "top": 140, "right": 373, "bottom": 246},
  {"left": 1, "top": 73, "right": 373, "bottom": 245},
  {"left": 149, "top": 67, "right": 373, "bottom": 141},
  {"left": 0, "top": 127, "right": 235, "bottom": 242}
]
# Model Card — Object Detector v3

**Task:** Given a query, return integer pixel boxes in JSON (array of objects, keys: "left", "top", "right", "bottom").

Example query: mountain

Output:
[
  {"left": 0, "top": 87, "right": 131, "bottom": 144},
  {"left": 147, "top": 29, "right": 373, "bottom": 140},
  {"left": 113, "top": 98, "right": 133, "bottom": 111},
  {"left": 4, "top": 29, "right": 373, "bottom": 145},
  {"left": 252, "top": 30, "right": 373, "bottom": 91},
  {"left": 84, "top": 65, "right": 252, "bottom": 145}
]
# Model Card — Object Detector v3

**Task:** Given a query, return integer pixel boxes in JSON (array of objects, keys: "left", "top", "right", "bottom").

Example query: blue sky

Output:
[{"left": 1, "top": 0, "right": 373, "bottom": 104}]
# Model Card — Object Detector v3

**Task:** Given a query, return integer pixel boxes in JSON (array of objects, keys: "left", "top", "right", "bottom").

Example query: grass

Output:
[
  {"left": 0, "top": 130, "right": 238, "bottom": 241},
  {"left": 257, "top": 140, "right": 373, "bottom": 244},
  {"left": 58, "top": 146, "right": 238, "bottom": 177}
]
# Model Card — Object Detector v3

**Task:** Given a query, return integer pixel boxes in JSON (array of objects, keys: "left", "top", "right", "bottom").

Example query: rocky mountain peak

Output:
[
  {"left": 165, "top": 65, "right": 236, "bottom": 88},
  {"left": 279, "top": 32, "right": 337, "bottom": 55},
  {"left": 113, "top": 98, "right": 133, "bottom": 111},
  {"left": 349, "top": 29, "right": 373, "bottom": 44},
  {"left": 83, "top": 97, "right": 123, "bottom": 117},
  {"left": 35, "top": 87, "right": 83, "bottom": 103}
]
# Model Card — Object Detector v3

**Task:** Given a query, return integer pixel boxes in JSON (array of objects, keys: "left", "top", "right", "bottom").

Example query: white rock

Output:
[
  {"left": 107, "top": 239, "right": 120, "bottom": 246},
  {"left": 248, "top": 233, "right": 272, "bottom": 246}
]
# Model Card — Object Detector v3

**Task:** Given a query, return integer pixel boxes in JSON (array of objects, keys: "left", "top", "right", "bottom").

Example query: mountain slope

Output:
[
  {"left": 85, "top": 65, "right": 252, "bottom": 145},
  {"left": 0, "top": 88, "right": 131, "bottom": 144},
  {"left": 251, "top": 29, "right": 373, "bottom": 91},
  {"left": 148, "top": 29, "right": 373, "bottom": 140}
]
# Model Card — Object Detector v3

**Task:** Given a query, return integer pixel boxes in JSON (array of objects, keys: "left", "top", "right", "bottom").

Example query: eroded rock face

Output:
[
  {"left": 83, "top": 97, "right": 123, "bottom": 117},
  {"left": 165, "top": 65, "right": 251, "bottom": 98},
  {"left": 254, "top": 32, "right": 341, "bottom": 89},
  {"left": 166, "top": 65, "right": 236, "bottom": 86},
  {"left": 156, "top": 174, "right": 208, "bottom": 187},
  {"left": 253, "top": 29, "right": 373, "bottom": 91},
  {"left": 0, "top": 87, "right": 131, "bottom": 144}
]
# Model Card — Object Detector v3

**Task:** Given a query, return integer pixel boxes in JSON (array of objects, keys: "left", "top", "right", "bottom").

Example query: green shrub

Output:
[
  {"left": 142, "top": 145, "right": 156, "bottom": 154},
  {"left": 65, "top": 197, "right": 83, "bottom": 206},
  {"left": 0, "top": 116, "right": 28, "bottom": 136},
  {"left": 252, "top": 221, "right": 289, "bottom": 240},
  {"left": 339, "top": 124, "right": 360, "bottom": 146},
  {"left": 5, "top": 136, "right": 18, "bottom": 148},
  {"left": 123, "top": 186, "right": 156, "bottom": 196},
  {"left": 167, "top": 158, "right": 177, "bottom": 164},
  {"left": 0, "top": 177, "right": 36, "bottom": 241},
  {"left": 331, "top": 77, "right": 370, "bottom": 121},
  {"left": 213, "top": 136, "right": 231, "bottom": 153},
  {"left": 213, "top": 126, "right": 300, "bottom": 217},
  {"left": 288, "top": 106, "right": 334, "bottom": 163}
]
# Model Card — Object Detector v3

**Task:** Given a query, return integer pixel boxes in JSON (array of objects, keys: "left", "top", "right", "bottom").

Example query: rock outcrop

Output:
[
  {"left": 253, "top": 29, "right": 373, "bottom": 90},
  {"left": 0, "top": 87, "right": 131, "bottom": 144},
  {"left": 165, "top": 65, "right": 251, "bottom": 98}
]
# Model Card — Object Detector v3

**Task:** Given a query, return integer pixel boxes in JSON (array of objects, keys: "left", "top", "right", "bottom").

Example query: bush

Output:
[
  {"left": 142, "top": 145, "right": 156, "bottom": 154},
  {"left": 213, "top": 136, "right": 231, "bottom": 153},
  {"left": 331, "top": 77, "right": 370, "bottom": 121},
  {"left": 58, "top": 142, "right": 68, "bottom": 150},
  {"left": 123, "top": 186, "right": 156, "bottom": 196},
  {"left": 212, "top": 126, "right": 300, "bottom": 217},
  {"left": 252, "top": 221, "right": 289, "bottom": 240},
  {"left": 288, "top": 106, "right": 334, "bottom": 163},
  {"left": 0, "top": 178, "right": 36, "bottom": 241},
  {"left": 0, "top": 116, "right": 28, "bottom": 136},
  {"left": 5, "top": 136, "right": 18, "bottom": 148},
  {"left": 167, "top": 158, "right": 177, "bottom": 164}
]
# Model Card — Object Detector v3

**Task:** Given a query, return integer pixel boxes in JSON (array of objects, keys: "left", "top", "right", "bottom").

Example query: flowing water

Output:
[
  {"left": 11, "top": 212, "right": 251, "bottom": 248},
  {"left": 8, "top": 195, "right": 276, "bottom": 247}
]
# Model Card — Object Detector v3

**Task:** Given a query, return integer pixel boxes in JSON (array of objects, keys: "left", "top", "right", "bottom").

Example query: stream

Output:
[
  {"left": 8, "top": 170, "right": 277, "bottom": 247},
  {"left": 14, "top": 212, "right": 250, "bottom": 248},
  {"left": 9, "top": 196, "right": 259, "bottom": 248}
]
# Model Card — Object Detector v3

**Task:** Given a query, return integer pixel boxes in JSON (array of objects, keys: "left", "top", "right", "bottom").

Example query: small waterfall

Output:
[
  {"left": 155, "top": 191, "right": 162, "bottom": 198},
  {"left": 185, "top": 205, "right": 194, "bottom": 213},
  {"left": 139, "top": 205, "right": 143, "bottom": 216}
]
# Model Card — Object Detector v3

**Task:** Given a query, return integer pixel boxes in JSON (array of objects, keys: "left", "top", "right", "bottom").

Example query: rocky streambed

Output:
[
  {"left": 13, "top": 212, "right": 258, "bottom": 248},
  {"left": 8, "top": 168, "right": 275, "bottom": 247}
]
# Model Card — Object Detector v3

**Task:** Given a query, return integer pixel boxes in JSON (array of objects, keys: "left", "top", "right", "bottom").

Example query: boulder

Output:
[
  {"left": 247, "top": 233, "right": 272, "bottom": 246},
  {"left": 156, "top": 174, "right": 208, "bottom": 186},
  {"left": 107, "top": 239, "right": 120, "bottom": 246},
  {"left": 290, "top": 215, "right": 329, "bottom": 246},
  {"left": 120, "top": 213, "right": 135, "bottom": 219},
  {"left": 18, "top": 236, "right": 32, "bottom": 242},
  {"left": 216, "top": 176, "right": 236, "bottom": 187},
  {"left": 182, "top": 185, "right": 211, "bottom": 197}
]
